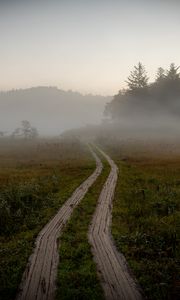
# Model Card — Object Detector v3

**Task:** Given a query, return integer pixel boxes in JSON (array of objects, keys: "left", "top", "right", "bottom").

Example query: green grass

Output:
[
  {"left": 0, "top": 139, "right": 95, "bottom": 300},
  {"left": 111, "top": 157, "right": 180, "bottom": 300},
  {"left": 56, "top": 154, "right": 110, "bottom": 300}
]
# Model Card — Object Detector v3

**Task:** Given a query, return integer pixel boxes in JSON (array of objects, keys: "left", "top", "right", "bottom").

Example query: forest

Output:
[{"left": 105, "top": 63, "right": 180, "bottom": 130}]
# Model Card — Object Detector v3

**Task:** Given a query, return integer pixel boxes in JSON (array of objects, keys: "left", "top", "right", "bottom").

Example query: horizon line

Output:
[{"left": 0, "top": 85, "right": 114, "bottom": 97}]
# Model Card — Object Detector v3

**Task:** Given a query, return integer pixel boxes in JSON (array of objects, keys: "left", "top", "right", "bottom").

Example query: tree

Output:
[
  {"left": 166, "top": 63, "right": 180, "bottom": 80},
  {"left": 156, "top": 67, "right": 166, "bottom": 82},
  {"left": 21, "top": 120, "right": 33, "bottom": 139},
  {"left": 12, "top": 120, "right": 38, "bottom": 139},
  {"left": 30, "top": 127, "right": 39, "bottom": 139},
  {"left": 103, "top": 61, "right": 180, "bottom": 122},
  {"left": 126, "top": 62, "right": 149, "bottom": 93}
]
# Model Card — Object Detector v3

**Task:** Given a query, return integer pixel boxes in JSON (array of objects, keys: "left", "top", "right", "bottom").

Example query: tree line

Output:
[{"left": 105, "top": 63, "right": 180, "bottom": 120}]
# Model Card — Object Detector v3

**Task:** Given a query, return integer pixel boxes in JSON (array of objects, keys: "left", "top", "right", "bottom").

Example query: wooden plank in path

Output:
[
  {"left": 16, "top": 148, "right": 103, "bottom": 300},
  {"left": 89, "top": 147, "right": 143, "bottom": 300}
]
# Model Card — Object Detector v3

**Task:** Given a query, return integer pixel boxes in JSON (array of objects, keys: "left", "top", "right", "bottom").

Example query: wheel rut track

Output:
[
  {"left": 16, "top": 148, "right": 103, "bottom": 300},
  {"left": 89, "top": 147, "right": 143, "bottom": 300}
]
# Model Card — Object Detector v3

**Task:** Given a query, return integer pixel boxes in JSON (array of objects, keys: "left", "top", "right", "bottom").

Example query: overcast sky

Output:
[{"left": 0, "top": 0, "right": 180, "bottom": 95}]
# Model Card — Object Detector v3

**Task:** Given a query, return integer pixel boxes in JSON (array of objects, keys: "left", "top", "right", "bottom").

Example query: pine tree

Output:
[
  {"left": 126, "top": 62, "right": 149, "bottom": 92},
  {"left": 156, "top": 67, "right": 166, "bottom": 82},
  {"left": 166, "top": 63, "right": 180, "bottom": 80}
]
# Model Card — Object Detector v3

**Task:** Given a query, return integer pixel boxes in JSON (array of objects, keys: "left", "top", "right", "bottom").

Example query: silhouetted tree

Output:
[
  {"left": 126, "top": 62, "right": 149, "bottom": 93},
  {"left": 21, "top": 120, "right": 33, "bottom": 139},
  {"left": 104, "top": 62, "right": 180, "bottom": 121},
  {"left": 30, "top": 127, "right": 39, "bottom": 139},
  {"left": 166, "top": 63, "right": 179, "bottom": 80},
  {"left": 12, "top": 120, "right": 38, "bottom": 139},
  {"left": 156, "top": 67, "right": 166, "bottom": 82}
]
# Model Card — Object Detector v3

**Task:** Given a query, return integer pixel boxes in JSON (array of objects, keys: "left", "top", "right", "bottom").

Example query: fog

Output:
[
  {"left": 0, "top": 1, "right": 179, "bottom": 142},
  {"left": 103, "top": 102, "right": 180, "bottom": 141},
  {"left": 1, "top": 2, "right": 180, "bottom": 300},
  {"left": 100, "top": 62, "right": 180, "bottom": 143},
  {"left": 0, "top": 82, "right": 179, "bottom": 142},
  {"left": 0, "top": 87, "right": 111, "bottom": 135}
]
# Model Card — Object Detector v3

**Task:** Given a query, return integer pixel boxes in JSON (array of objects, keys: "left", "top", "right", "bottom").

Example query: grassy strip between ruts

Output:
[
  {"left": 56, "top": 153, "right": 110, "bottom": 300},
  {"left": 111, "top": 159, "right": 180, "bottom": 300},
  {"left": 0, "top": 147, "right": 95, "bottom": 300}
]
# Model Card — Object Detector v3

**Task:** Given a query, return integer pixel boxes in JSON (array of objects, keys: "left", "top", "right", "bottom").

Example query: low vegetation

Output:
[
  {"left": 102, "top": 142, "right": 180, "bottom": 300},
  {"left": 1, "top": 135, "right": 179, "bottom": 300},
  {"left": 0, "top": 138, "right": 95, "bottom": 300},
  {"left": 56, "top": 153, "right": 110, "bottom": 300}
]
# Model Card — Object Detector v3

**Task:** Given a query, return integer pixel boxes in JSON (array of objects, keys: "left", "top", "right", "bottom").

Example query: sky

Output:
[{"left": 0, "top": 0, "right": 180, "bottom": 95}]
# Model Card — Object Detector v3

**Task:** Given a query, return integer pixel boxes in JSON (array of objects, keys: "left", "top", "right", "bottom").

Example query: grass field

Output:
[
  {"left": 98, "top": 139, "right": 180, "bottom": 300},
  {"left": 1, "top": 136, "right": 180, "bottom": 300},
  {"left": 0, "top": 138, "right": 95, "bottom": 300}
]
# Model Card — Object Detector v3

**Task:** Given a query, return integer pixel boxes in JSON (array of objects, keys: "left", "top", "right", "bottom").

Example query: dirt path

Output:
[
  {"left": 89, "top": 147, "right": 143, "bottom": 300},
  {"left": 16, "top": 148, "right": 103, "bottom": 300}
]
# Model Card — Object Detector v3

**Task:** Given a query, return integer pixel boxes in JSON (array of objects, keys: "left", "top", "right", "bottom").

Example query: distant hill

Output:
[{"left": 0, "top": 87, "right": 112, "bottom": 135}]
